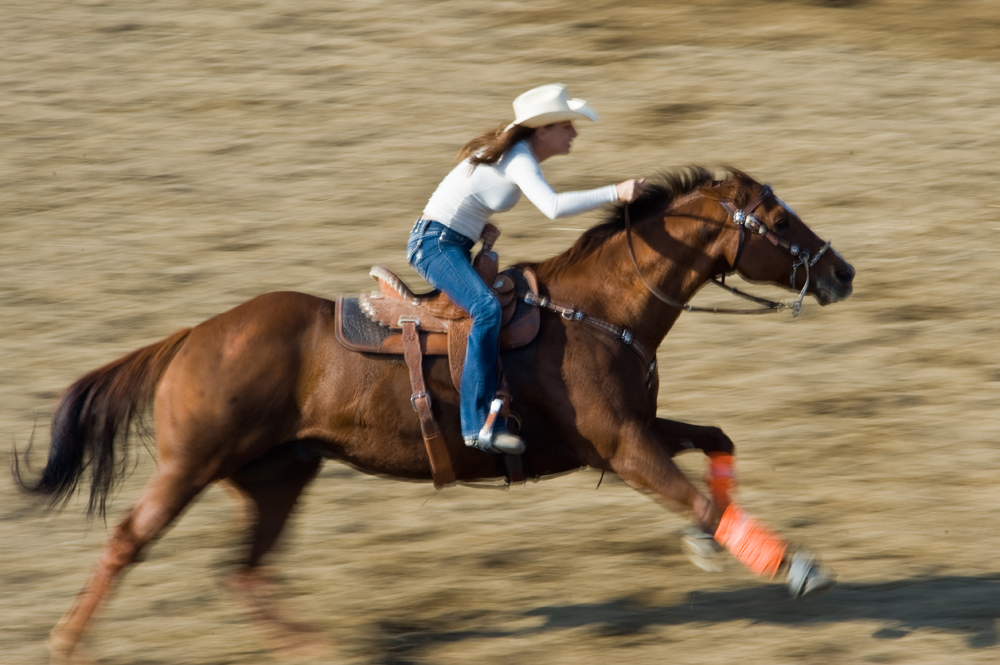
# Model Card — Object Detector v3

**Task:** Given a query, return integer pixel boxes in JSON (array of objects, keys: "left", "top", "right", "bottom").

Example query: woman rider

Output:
[{"left": 407, "top": 84, "right": 645, "bottom": 455}]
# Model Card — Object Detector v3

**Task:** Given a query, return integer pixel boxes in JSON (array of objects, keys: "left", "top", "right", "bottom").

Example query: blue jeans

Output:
[{"left": 407, "top": 219, "right": 502, "bottom": 441}]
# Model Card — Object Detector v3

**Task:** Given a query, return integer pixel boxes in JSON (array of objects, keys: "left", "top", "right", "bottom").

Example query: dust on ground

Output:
[{"left": 2, "top": 1, "right": 1000, "bottom": 663}]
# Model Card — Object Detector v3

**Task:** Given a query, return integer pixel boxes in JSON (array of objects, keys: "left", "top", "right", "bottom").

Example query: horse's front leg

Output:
[
  {"left": 613, "top": 420, "right": 836, "bottom": 598},
  {"left": 651, "top": 417, "right": 736, "bottom": 510},
  {"left": 608, "top": 422, "right": 718, "bottom": 533},
  {"left": 651, "top": 417, "right": 733, "bottom": 456}
]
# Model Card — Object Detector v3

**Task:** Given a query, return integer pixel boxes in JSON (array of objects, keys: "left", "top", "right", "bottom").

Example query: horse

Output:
[{"left": 15, "top": 167, "right": 855, "bottom": 661}]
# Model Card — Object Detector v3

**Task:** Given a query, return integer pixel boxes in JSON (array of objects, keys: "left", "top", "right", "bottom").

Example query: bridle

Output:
[
  {"left": 624, "top": 184, "right": 832, "bottom": 317},
  {"left": 521, "top": 183, "right": 833, "bottom": 385}
]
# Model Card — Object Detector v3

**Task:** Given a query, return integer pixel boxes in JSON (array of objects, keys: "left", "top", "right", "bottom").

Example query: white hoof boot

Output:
[
  {"left": 680, "top": 527, "right": 725, "bottom": 572},
  {"left": 786, "top": 549, "right": 836, "bottom": 598}
]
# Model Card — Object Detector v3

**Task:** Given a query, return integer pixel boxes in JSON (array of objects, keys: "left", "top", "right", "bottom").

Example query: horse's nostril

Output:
[{"left": 835, "top": 266, "right": 855, "bottom": 285}]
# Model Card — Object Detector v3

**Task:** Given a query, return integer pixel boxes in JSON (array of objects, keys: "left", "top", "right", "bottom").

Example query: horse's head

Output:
[{"left": 703, "top": 173, "right": 854, "bottom": 307}]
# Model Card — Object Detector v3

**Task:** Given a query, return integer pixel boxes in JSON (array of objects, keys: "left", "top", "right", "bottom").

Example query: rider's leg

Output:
[{"left": 407, "top": 222, "right": 522, "bottom": 454}]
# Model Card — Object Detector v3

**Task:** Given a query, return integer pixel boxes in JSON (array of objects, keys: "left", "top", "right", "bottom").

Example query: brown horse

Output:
[{"left": 16, "top": 167, "right": 854, "bottom": 661}]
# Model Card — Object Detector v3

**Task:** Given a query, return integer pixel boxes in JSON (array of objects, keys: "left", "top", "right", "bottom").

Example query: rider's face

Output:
[{"left": 532, "top": 121, "right": 578, "bottom": 160}]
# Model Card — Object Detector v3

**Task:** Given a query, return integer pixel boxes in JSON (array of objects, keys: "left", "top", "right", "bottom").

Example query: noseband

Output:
[{"left": 624, "top": 185, "right": 832, "bottom": 317}]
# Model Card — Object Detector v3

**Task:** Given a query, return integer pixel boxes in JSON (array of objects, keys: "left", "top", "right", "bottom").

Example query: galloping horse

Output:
[{"left": 17, "top": 168, "right": 854, "bottom": 660}]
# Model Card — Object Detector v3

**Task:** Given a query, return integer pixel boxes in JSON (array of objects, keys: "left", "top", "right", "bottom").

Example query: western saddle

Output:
[{"left": 334, "top": 225, "right": 540, "bottom": 488}]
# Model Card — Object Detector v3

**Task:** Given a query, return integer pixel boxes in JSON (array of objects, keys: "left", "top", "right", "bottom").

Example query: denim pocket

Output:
[
  {"left": 406, "top": 233, "right": 422, "bottom": 266},
  {"left": 407, "top": 220, "right": 433, "bottom": 266}
]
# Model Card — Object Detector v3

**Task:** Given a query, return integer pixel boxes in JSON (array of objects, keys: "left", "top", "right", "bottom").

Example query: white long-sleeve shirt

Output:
[{"left": 422, "top": 140, "right": 618, "bottom": 241}]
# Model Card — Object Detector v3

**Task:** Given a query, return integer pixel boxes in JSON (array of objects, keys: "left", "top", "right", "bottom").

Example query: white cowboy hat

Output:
[{"left": 504, "top": 84, "right": 599, "bottom": 132}]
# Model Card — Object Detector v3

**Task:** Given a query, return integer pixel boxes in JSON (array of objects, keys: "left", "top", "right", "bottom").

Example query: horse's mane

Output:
[{"left": 540, "top": 166, "right": 728, "bottom": 276}]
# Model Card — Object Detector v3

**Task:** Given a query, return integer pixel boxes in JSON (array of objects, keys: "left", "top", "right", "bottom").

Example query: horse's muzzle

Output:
[{"left": 813, "top": 254, "right": 855, "bottom": 306}]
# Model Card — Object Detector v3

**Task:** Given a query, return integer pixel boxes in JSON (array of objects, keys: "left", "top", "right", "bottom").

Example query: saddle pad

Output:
[
  {"left": 335, "top": 267, "right": 540, "bottom": 357},
  {"left": 336, "top": 295, "right": 406, "bottom": 353}
]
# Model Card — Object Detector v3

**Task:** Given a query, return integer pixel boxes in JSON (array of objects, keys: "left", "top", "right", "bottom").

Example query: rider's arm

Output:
[{"left": 505, "top": 147, "right": 618, "bottom": 220}]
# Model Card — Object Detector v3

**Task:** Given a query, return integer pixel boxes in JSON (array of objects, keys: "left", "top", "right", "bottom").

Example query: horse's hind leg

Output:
[
  {"left": 49, "top": 465, "right": 211, "bottom": 662},
  {"left": 224, "top": 445, "right": 329, "bottom": 656}
]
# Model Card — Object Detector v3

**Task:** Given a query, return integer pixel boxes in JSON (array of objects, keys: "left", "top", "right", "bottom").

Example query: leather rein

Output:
[{"left": 624, "top": 184, "right": 831, "bottom": 317}]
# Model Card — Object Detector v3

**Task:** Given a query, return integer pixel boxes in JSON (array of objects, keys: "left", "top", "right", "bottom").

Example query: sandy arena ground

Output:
[{"left": 2, "top": 1, "right": 1000, "bottom": 663}]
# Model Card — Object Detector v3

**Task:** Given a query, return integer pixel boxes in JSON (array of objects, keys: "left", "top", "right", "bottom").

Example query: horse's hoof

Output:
[
  {"left": 272, "top": 633, "right": 336, "bottom": 661},
  {"left": 680, "top": 527, "right": 725, "bottom": 572},
  {"left": 48, "top": 635, "right": 94, "bottom": 665},
  {"left": 786, "top": 548, "right": 836, "bottom": 598},
  {"left": 48, "top": 627, "right": 76, "bottom": 664}
]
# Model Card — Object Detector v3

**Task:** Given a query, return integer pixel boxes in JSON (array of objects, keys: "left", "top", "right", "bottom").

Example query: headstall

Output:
[
  {"left": 520, "top": 183, "right": 832, "bottom": 384},
  {"left": 626, "top": 184, "right": 831, "bottom": 317},
  {"left": 716, "top": 185, "right": 831, "bottom": 317}
]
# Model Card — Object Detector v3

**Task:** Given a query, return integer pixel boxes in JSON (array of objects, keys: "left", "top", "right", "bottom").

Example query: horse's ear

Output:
[{"left": 698, "top": 186, "right": 722, "bottom": 202}]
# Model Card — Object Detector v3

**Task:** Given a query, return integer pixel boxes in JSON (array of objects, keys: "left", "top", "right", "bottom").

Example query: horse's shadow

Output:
[
  {"left": 372, "top": 575, "right": 1000, "bottom": 662},
  {"left": 525, "top": 575, "right": 1000, "bottom": 647}
]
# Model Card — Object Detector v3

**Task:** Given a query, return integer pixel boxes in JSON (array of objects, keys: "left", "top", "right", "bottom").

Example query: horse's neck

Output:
[{"left": 543, "top": 196, "right": 729, "bottom": 350}]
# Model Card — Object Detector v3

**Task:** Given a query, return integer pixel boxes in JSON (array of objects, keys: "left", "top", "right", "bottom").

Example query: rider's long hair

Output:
[{"left": 456, "top": 124, "right": 536, "bottom": 167}]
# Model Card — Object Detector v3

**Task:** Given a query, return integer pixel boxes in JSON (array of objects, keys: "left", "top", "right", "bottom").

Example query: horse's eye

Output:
[{"left": 773, "top": 218, "right": 789, "bottom": 233}]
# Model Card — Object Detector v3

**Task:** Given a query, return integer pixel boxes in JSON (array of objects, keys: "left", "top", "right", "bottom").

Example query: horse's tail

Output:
[{"left": 13, "top": 327, "right": 193, "bottom": 517}]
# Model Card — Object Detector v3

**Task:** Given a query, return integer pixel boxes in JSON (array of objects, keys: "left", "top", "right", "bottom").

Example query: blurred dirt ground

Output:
[{"left": 2, "top": 1, "right": 1000, "bottom": 663}]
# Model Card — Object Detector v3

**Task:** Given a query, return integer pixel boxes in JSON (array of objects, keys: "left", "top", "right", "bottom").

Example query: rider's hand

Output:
[
  {"left": 480, "top": 223, "right": 501, "bottom": 250},
  {"left": 616, "top": 178, "right": 646, "bottom": 203},
  {"left": 617, "top": 178, "right": 646, "bottom": 203}
]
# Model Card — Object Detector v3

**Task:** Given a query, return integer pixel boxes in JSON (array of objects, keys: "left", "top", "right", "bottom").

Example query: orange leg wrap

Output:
[
  {"left": 714, "top": 504, "right": 787, "bottom": 579},
  {"left": 707, "top": 452, "right": 736, "bottom": 510}
]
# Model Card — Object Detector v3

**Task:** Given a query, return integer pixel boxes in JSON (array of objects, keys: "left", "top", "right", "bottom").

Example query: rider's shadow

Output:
[{"left": 523, "top": 575, "right": 1000, "bottom": 649}]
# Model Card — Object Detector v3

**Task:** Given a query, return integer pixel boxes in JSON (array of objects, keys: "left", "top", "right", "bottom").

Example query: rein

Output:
[{"left": 624, "top": 185, "right": 831, "bottom": 317}]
